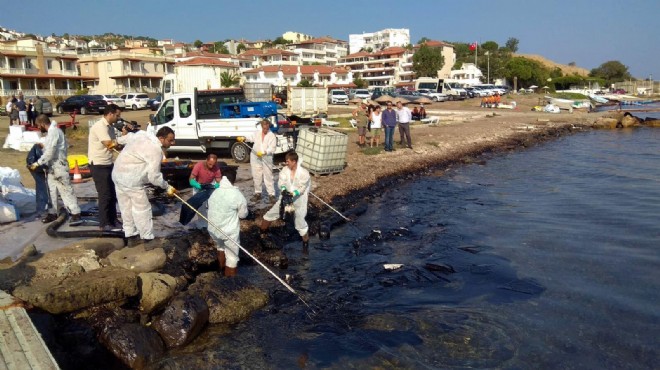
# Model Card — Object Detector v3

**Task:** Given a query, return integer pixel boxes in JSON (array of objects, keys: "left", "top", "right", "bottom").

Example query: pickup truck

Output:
[{"left": 147, "top": 89, "right": 295, "bottom": 163}]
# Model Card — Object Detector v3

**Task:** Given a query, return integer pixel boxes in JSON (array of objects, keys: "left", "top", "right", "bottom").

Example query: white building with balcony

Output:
[
  {"left": 243, "top": 65, "right": 353, "bottom": 89},
  {"left": 338, "top": 46, "right": 414, "bottom": 88},
  {"left": 240, "top": 48, "right": 300, "bottom": 68},
  {"left": 349, "top": 28, "right": 410, "bottom": 54},
  {"left": 286, "top": 37, "right": 348, "bottom": 66},
  {"left": 449, "top": 63, "right": 483, "bottom": 86}
]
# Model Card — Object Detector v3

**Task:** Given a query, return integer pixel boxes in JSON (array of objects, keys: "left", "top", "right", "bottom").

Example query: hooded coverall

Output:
[
  {"left": 247, "top": 127, "right": 277, "bottom": 197},
  {"left": 263, "top": 161, "right": 311, "bottom": 236},
  {"left": 208, "top": 177, "right": 248, "bottom": 268},
  {"left": 36, "top": 123, "right": 80, "bottom": 216},
  {"left": 111, "top": 131, "right": 169, "bottom": 240}
]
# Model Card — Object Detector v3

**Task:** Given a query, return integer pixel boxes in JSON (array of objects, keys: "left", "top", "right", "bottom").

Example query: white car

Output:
[
  {"left": 352, "top": 89, "right": 371, "bottom": 100},
  {"left": 328, "top": 90, "right": 349, "bottom": 105},
  {"left": 100, "top": 94, "right": 126, "bottom": 109},
  {"left": 120, "top": 93, "right": 149, "bottom": 110}
]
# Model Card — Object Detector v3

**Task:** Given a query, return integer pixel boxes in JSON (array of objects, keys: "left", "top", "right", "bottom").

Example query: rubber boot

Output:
[
  {"left": 224, "top": 267, "right": 237, "bottom": 277},
  {"left": 217, "top": 250, "right": 226, "bottom": 271}
]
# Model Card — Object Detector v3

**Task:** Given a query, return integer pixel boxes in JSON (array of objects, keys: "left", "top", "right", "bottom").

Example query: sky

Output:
[{"left": 2, "top": 0, "right": 658, "bottom": 79}]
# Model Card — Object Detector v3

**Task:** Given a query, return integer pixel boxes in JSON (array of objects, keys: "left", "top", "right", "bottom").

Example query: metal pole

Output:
[
  {"left": 172, "top": 193, "right": 315, "bottom": 312},
  {"left": 309, "top": 191, "right": 351, "bottom": 222},
  {"left": 487, "top": 52, "right": 490, "bottom": 84}
]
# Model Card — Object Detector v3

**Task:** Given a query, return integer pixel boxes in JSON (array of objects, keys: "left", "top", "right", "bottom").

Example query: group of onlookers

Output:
[
  {"left": 5, "top": 93, "right": 43, "bottom": 126},
  {"left": 353, "top": 100, "right": 414, "bottom": 151}
]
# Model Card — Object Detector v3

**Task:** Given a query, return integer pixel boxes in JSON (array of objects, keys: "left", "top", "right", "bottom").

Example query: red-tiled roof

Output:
[
  {"left": 295, "top": 37, "right": 346, "bottom": 45},
  {"left": 243, "top": 65, "right": 350, "bottom": 75},
  {"left": 372, "top": 47, "right": 406, "bottom": 56},
  {"left": 176, "top": 57, "right": 238, "bottom": 68},
  {"left": 343, "top": 51, "right": 371, "bottom": 58}
]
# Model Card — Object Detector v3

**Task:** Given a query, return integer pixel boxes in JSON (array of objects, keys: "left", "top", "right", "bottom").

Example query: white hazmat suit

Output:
[
  {"left": 263, "top": 160, "right": 311, "bottom": 236},
  {"left": 208, "top": 176, "right": 248, "bottom": 268},
  {"left": 36, "top": 121, "right": 80, "bottom": 216},
  {"left": 247, "top": 127, "right": 277, "bottom": 197},
  {"left": 111, "top": 131, "right": 169, "bottom": 240}
]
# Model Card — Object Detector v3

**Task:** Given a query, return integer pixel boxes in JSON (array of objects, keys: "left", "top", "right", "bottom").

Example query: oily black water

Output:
[{"left": 105, "top": 126, "right": 660, "bottom": 369}]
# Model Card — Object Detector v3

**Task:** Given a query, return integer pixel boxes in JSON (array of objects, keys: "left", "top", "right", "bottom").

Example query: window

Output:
[
  {"left": 47, "top": 60, "right": 53, "bottom": 69},
  {"left": 64, "top": 61, "right": 74, "bottom": 70},
  {"left": 107, "top": 62, "right": 112, "bottom": 72},
  {"left": 24, "top": 59, "right": 32, "bottom": 69},
  {"left": 179, "top": 97, "right": 191, "bottom": 118}
]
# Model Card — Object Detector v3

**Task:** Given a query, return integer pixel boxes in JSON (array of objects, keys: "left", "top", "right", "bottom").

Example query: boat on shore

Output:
[{"left": 545, "top": 96, "right": 593, "bottom": 112}]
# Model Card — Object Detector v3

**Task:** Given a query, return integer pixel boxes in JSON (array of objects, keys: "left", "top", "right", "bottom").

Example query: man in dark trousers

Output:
[
  {"left": 26, "top": 142, "right": 50, "bottom": 216},
  {"left": 88, "top": 104, "right": 122, "bottom": 231}
]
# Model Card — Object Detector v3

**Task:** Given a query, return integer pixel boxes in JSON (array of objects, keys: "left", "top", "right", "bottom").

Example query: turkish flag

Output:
[{"left": 469, "top": 42, "right": 477, "bottom": 51}]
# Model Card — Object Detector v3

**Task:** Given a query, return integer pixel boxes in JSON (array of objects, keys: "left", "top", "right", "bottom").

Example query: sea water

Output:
[{"left": 168, "top": 125, "right": 659, "bottom": 369}]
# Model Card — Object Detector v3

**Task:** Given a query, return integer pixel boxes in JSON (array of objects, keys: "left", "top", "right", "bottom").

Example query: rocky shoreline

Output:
[{"left": 1, "top": 108, "right": 657, "bottom": 369}]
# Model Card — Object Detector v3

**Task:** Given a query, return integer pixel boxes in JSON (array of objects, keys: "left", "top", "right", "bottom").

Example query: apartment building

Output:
[
  {"left": 282, "top": 31, "right": 313, "bottom": 43},
  {"left": 337, "top": 47, "right": 414, "bottom": 88},
  {"left": 414, "top": 40, "right": 456, "bottom": 80},
  {"left": 349, "top": 28, "right": 410, "bottom": 54},
  {"left": 240, "top": 48, "right": 300, "bottom": 68},
  {"left": 77, "top": 48, "right": 174, "bottom": 94},
  {"left": 0, "top": 38, "right": 82, "bottom": 96},
  {"left": 243, "top": 65, "right": 353, "bottom": 88},
  {"left": 286, "top": 37, "right": 348, "bottom": 66}
]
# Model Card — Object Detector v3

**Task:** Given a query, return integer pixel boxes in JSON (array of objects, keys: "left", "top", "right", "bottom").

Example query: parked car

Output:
[
  {"left": 351, "top": 89, "right": 371, "bottom": 100},
  {"left": 417, "top": 88, "right": 448, "bottom": 102},
  {"left": 612, "top": 88, "right": 627, "bottom": 94},
  {"left": 396, "top": 90, "right": 424, "bottom": 101},
  {"left": 328, "top": 89, "right": 349, "bottom": 105},
  {"left": 56, "top": 95, "right": 108, "bottom": 115},
  {"left": 147, "top": 94, "right": 162, "bottom": 111},
  {"left": 100, "top": 94, "right": 126, "bottom": 109},
  {"left": 120, "top": 93, "right": 149, "bottom": 110},
  {"left": 26, "top": 96, "right": 53, "bottom": 116}
]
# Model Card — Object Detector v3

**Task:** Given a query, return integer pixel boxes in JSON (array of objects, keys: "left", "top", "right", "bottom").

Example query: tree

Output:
[
  {"left": 417, "top": 37, "right": 431, "bottom": 45},
  {"left": 503, "top": 57, "right": 550, "bottom": 87},
  {"left": 353, "top": 76, "right": 367, "bottom": 89},
  {"left": 505, "top": 37, "right": 519, "bottom": 53},
  {"left": 193, "top": 39, "right": 203, "bottom": 48},
  {"left": 272, "top": 37, "right": 291, "bottom": 45},
  {"left": 481, "top": 41, "right": 499, "bottom": 53},
  {"left": 589, "top": 60, "right": 631, "bottom": 84},
  {"left": 412, "top": 44, "right": 444, "bottom": 78},
  {"left": 220, "top": 71, "right": 240, "bottom": 87},
  {"left": 297, "top": 79, "right": 313, "bottom": 87},
  {"left": 237, "top": 43, "right": 246, "bottom": 53},
  {"left": 213, "top": 41, "right": 229, "bottom": 54}
]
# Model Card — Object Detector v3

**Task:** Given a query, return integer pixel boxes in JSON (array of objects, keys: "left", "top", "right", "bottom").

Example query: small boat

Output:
[{"left": 545, "top": 96, "right": 594, "bottom": 112}]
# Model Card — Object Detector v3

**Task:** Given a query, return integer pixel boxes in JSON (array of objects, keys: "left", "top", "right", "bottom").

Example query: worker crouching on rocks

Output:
[
  {"left": 207, "top": 176, "right": 248, "bottom": 276},
  {"left": 260, "top": 151, "right": 311, "bottom": 248}
]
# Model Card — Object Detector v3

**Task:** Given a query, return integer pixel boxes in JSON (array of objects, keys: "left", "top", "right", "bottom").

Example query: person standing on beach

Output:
[
  {"left": 241, "top": 119, "right": 277, "bottom": 203},
  {"left": 369, "top": 105, "right": 382, "bottom": 148},
  {"left": 16, "top": 94, "right": 28, "bottom": 126},
  {"left": 352, "top": 99, "right": 369, "bottom": 147},
  {"left": 28, "top": 114, "right": 81, "bottom": 224},
  {"left": 396, "top": 101, "right": 413, "bottom": 149},
  {"left": 381, "top": 101, "right": 397, "bottom": 152},
  {"left": 88, "top": 104, "right": 122, "bottom": 231}
]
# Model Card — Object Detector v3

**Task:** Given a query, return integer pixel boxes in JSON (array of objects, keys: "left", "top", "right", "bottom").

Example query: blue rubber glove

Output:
[
  {"left": 214, "top": 182, "right": 219, "bottom": 189},
  {"left": 189, "top": 178, "right": 202, "bottom": 190}
]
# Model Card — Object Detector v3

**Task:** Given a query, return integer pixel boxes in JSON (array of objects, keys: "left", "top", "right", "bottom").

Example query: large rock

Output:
[
  {"left": 13, "top": 266, "right": 139, "bottom": 314},
  {"left": 138, "top": 272, "right": 178, "bottom": 314},
  {"left": 108, "top": 245, "right": 166, "bottom": 273},
  {"left": 188, "top": 272, "right": 268, "bottom": 324},
  {"left": 621, "top": 114, "right": 640, "bottom": 128},
  {"left": 592, "top": 117, "right": 619, "bottom": 129},
  {"left": 152, "top": 294, "right": 209, "bottom": 348},
  {"left": 99, "top": 322, "right": 164, "bottom": 370}
]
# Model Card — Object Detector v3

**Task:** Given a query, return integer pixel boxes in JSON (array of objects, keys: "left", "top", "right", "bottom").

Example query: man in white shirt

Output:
[{"left": 396, "top": 101, "right": 413, "bottom": 149}]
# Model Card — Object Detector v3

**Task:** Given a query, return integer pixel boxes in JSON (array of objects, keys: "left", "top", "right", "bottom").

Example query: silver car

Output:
[
  {"left": 100, "top": 94, "right": 126, "bottom": 109},
  {"left": 26, "top": 96, "right": 53, "bottom": 116}
]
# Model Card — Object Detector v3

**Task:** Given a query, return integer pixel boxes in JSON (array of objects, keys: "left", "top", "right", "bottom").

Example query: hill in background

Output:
[{"left": 515, "top": 53, "right": 590, "bottom": 76}]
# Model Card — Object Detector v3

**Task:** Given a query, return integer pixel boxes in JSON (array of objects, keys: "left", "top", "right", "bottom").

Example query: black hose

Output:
[{"left": 46, "top": 208, "right": 124, "bottom": 239}]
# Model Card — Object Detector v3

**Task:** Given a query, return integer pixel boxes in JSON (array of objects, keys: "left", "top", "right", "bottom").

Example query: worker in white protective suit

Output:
[
  {"left": 207, "top": 176, "right": 248, "bottom": 276},
  {"left": 260, "top": 151, "right": 311, "bottom": 248},
  {"left": 111, "top": 126, "right": 177, "bottom": 246},
  {"left": 29, "top": 114, "right": 81, "bottom": 224},
  {"left": 239, "top": 119, "right": 277, "bottom": 203}
]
